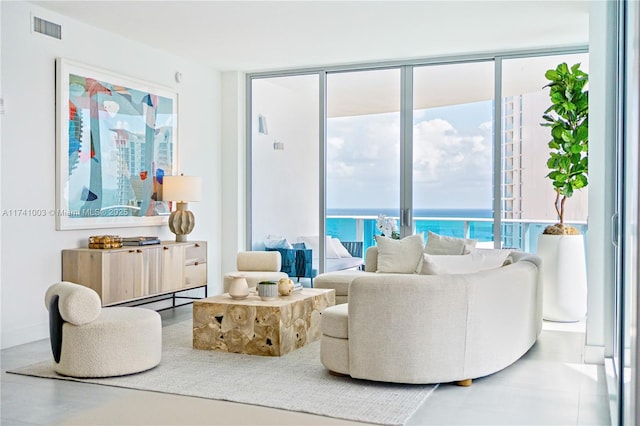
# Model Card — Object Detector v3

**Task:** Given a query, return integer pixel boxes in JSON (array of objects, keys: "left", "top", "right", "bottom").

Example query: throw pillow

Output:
[
  {"left": 468, "top": 248, "right": 512, "bottom": 270},
  {"left": 264, "top": 237, "right": 293, "bottom": 249},
  {"left": 417, "top": 254, "right": 446, "bottom": 275},
  {"left": 298, "top": 236, "right": 319, "bottom": 256},
  {"left": 376, "top": 234, "right": 424, "bottom": 274},
  {"left": 424, "top": 231, "right": 478, "bottom": 255},
  {"left": 418, "top": 253, "right": 480, "bottom": 275},
  {"left": 297, "top": 236, "right": 340, "bottom": 259},
  {"left": 330, "top": 237, "right": 353, "bottom": 258},
  {"left": 502, "top": 255, "right": 514, "bottom": 267}
]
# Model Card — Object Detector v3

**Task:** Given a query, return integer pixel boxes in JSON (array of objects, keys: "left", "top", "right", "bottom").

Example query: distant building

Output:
[{"left": 501, "top": 93, "right": 589, "bottom": 248}]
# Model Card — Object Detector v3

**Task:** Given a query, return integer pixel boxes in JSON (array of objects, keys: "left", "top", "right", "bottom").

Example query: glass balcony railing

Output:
[{"left": 326, "top": 215, "right": 588, "bottom": 255}]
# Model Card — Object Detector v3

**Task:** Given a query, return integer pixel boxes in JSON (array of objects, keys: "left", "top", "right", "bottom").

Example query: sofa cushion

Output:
[
  {"left": 375, "top": 234, "right": 424, "bottom": 274},
  {"left": 321, "top": 304, "right": 349, "bottom": 339},
  {"left": 417, "top": 254, "right": 447, "bottom": 275},
  {"left": 469, "top": 248, "right": 512, "bottom": 270},
  {"left": 424, "top": 231, "right": 477, "bottom": 255},
  {"left": 418, "top": 253, "right": 479, "bottom": 275},
  {"left": 314, "top": 270, "right": 370, "bottom": 296}
]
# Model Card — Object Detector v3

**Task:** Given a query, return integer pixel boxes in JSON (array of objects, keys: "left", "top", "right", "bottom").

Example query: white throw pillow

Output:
[
  {"left": 417, "top": 254, "right": 447, "bottom": 275},
  {"left": 297, "top": 236, "right": 340, "bottom": 259},
  {"left": 330, "top": 237, "right": 352, "bottom": 258},
  {"left": 375, "top": 234, "right": 424, "bottom": 274},
  {"left": 469, "top": 248, "right": 512, "bottom": 270},
  {"left": 418, "top": 253, "right": 479, "bottom": 275},
  {"left": 424, "top": 231, "right": 478, "bottom": 255},
  {"left": 264, "top": 237, "right": 293, "bottom": 249}
]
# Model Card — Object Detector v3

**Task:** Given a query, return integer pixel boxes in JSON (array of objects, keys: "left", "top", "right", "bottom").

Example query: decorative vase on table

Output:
[
  {"left": 227, "top": 274, "right": 249, "bottom": 299},
  {"left": 257, "top": 281, "right": 278, "bottom": 300},
  {"left": 536, "top": 233, "right": 587, "bottom": 322}
]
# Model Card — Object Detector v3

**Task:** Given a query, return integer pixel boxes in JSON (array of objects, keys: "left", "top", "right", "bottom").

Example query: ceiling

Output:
[{"left": 31, "top": 1, "right": 590, "bottom": 73}]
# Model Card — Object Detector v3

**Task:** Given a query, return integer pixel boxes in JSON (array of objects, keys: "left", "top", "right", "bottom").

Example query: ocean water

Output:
[{"left": 326, "top": 208, "right": 494, "bottom": 249}]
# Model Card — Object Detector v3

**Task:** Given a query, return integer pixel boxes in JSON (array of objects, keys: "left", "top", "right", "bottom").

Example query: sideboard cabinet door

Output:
[{"left": 62, "top": 241, "right": 207, "bottom": 306}]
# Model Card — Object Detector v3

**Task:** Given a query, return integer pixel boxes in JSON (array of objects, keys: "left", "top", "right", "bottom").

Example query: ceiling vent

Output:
[{"left": 33, "top": 16, "right": 62, "bottom": 40}]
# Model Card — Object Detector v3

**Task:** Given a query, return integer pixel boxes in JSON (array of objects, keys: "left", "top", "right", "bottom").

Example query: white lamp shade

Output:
[{"left": 163, "top": 176, "right": 202, "bottom": 202}]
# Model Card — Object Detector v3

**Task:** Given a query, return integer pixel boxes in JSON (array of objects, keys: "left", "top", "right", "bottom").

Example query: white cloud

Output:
[{"left": 327, "top": 113, "right": 493, "bottom": 209}]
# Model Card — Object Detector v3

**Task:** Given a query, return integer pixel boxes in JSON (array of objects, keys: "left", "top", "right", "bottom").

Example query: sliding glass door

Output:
[
  {"left": 326, "top": 69, "right": 401, "bottom": 251},
  {"left": 412, "top": 62, "right": 494, "bottom": 246},
  {"left": 249, "top": 49, "right": 589, "bottom": 275}
]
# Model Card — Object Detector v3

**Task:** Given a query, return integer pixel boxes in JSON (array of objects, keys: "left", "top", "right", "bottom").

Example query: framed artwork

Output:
[{"left": 56, "top": 58, "right": 178, "bottom": 230}]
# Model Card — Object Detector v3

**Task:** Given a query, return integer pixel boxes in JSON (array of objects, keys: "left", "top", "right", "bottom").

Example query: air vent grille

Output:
[{"left": 33, "top": 16, "right": 61, "bottom": 40}]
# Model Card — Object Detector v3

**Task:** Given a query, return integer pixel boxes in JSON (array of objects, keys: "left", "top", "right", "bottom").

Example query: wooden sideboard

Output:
[{"left": 62, "top": 241, "right": 207, "bottom": 306}]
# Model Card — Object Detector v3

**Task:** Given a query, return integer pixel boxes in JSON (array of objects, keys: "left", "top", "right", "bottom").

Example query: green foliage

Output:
[{"left": 540, "top": 62, "right": 589, "bottom": 224}]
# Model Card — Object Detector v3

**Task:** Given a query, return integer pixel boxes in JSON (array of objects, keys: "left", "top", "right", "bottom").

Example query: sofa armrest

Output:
[
  {"left": 364, "top": 246, "right": 378, "bottom": 272},
  {"left": 347, "top": 274, "right": 469, "bottom": 383}
]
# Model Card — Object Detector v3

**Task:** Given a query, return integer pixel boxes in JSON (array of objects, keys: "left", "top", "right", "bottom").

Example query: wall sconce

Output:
[
  {"left": 258, "top": 114, "right": 269, "bottom": 135},
  {"left": 162, "top": 174, "right": 202, "bottom": 242},
  {"left": 273, "top": 140, "right": 285, "bottom": 150}
]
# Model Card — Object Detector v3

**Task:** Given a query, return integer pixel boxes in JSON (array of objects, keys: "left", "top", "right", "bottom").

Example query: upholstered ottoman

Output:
[
  {"left": 320, "top": 303, "right": 350, "bottom": 375},
  {"left": 45, "top": 282, "right": 162, "bottom": 378}
]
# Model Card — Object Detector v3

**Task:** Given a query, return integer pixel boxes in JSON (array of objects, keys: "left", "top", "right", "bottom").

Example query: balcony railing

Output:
[{"left": 326, "top": 214, "right": 588, "bottom": 255}]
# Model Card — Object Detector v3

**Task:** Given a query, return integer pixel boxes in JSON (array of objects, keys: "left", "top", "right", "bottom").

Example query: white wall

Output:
[
  {"left": 0, "top": 1, "right": 222, "bottom": 348},
  {"left": 220, "top": 71, "right": 246, "bottom": 278},
  {"left": 250, "top": 77, "right": 320, "bottom": 245}
]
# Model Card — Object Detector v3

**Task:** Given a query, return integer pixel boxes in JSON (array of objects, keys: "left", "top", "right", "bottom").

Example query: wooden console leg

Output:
[
  {"left": 455, "top": 379, "right": 472, "bottom": 387},
  {"left": 328, "top": 370, "right": 349, "bottom": 377}
]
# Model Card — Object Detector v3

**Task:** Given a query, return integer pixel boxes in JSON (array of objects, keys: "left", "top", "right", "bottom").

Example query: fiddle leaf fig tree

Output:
[{"left": 541, "top": 62, "right": 588, "bottom": 234}]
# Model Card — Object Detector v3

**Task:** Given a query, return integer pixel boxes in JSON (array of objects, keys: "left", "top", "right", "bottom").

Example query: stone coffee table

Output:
[{"left": 193, "top": 288, "right": 335, "bottom": 356}]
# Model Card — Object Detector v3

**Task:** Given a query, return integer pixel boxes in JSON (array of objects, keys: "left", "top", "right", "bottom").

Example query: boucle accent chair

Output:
[
  {"left": 320, "top": 252, "right": 542, "bottom": 385},
  {"left": 45, "top": 281, "right": 162, "bottom": 378},
  {"left": 223, "top": 251, "right": 288, "bottom": 292}
]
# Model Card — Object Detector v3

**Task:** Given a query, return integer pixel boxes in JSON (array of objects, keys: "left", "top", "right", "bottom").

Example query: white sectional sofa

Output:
[{"left": 317, "top": 234, "right": 543, "bottom": 385}]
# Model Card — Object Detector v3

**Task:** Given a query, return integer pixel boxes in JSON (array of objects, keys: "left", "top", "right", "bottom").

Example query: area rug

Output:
[{"left": 7, "top": 320, "right": 437, "bottom": 426}]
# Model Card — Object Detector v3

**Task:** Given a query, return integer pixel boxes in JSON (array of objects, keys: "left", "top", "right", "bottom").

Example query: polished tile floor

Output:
[{"left": 1, "top": 306, "right": 611, "bottom": 426}]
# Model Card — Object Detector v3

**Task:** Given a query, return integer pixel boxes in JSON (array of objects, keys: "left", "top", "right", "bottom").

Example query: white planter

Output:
[{"left": 536, "top": 234, "right": 587, "bottom": 322}]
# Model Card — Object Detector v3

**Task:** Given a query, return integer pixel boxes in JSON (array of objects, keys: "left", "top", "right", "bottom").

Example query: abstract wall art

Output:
[{"left": 56, "top": 58, "right": 178, "bottom": 230}]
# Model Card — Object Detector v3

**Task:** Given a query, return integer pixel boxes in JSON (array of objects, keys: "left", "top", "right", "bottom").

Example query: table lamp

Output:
[{"left": 162, "top": 174, "right": 202, "bottom": 242}]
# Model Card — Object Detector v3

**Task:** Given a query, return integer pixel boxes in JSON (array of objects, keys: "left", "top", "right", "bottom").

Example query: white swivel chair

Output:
[
  {"left": 45, "top": 281, "right": 162, "bottom": 378},
  {"left": 223, "top": 251, "right": 288, "bottom": 292}
]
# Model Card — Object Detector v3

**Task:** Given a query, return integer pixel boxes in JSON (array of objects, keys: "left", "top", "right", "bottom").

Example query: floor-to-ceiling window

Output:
[
  {"left": 326, "top": 69, "right": 401, "bottom": 250},
  {"left": 501, "top": 53, "right": 589, "bottom": 252},
  {"left": 248, "top": 48, "right": 589, "bottom": 272},
  {"left": 412, "top": 61, "right": 494, "bottom": 246}
]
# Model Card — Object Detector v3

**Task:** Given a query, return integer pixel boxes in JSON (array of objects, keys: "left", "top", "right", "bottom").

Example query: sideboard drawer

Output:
[{"left": 185, "top": 262, "right": 207, "bottom": 286}]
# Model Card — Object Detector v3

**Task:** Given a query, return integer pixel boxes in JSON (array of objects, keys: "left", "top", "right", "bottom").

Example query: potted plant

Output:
[
  {"left": 540, "top": 62, "right": 589, "bottom": 234},
  {"left": 537, "top": 62, "right": 589, "bottom": 322}
]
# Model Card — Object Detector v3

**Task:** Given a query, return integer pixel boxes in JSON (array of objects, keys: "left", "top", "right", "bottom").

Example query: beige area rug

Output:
[{"left": 8, "top": 320, "right": 437, "bottom": 426}]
